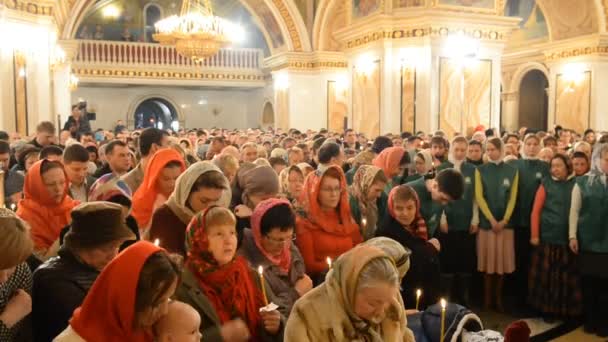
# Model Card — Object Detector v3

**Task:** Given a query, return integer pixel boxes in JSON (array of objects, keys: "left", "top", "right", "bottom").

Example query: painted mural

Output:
[
  {"left": 506, "top": 0, "right": 548, "bottom": 43},
  {"left": 394, "top": 0, "right": 425, "bottom": 8},
  {"left": 353, "top": 0, "right": 381, "bottom": 19},
  {"left": 438, "top": 0, "right": 494, "bottom": 8},
  {"left": 244, "top": 0, "right": 285, "bottom": 48}
]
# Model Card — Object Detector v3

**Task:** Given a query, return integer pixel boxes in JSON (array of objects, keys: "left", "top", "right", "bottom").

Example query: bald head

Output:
[{"left": 155, "top": 301, "right": 201, "bottom": 342}]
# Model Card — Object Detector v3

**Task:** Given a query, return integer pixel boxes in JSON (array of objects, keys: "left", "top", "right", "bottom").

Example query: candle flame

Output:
[
  {"left": 440, "top": 298, "right": 446, "bottom": 309},
  {"left": 153, "top": 239, "right": 160, "bottom": 247},
  {"left": 416, "top": 289, "right": 422, "bottom": 298},
  {"left": 258, "top": 265, "right": 264, "bottom": 275},
  {"left": 10, "top": 203, "right": 16, "bottom": 211},
  {"left": 326, "top": 257, "right": 332, "bottom": 268}
]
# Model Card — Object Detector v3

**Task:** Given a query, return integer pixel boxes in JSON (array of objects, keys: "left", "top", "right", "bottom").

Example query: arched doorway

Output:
[
  {"left": 518, "top": 70, "right": 548, "bottom": 131},
  {"left": 134, "top": 98, "right": 178, "bottom": 130},
  {"left": 262, "top": 102, "right": 275, "bottom": 127},
  {"left": 143, "top": 4, "right": 162, "bottom": 43}
]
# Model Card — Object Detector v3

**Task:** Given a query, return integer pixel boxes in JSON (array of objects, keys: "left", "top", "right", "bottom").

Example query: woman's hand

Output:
[
  {"left": 492, "top": 221, "right": 505, "bottom": 233},
  {"left": 220, "top": 319, "right": 251, "bottom": 342},
  {"left": 469, "top": 225, "right": 479, "bottom": 235},
  {"left": 428, "top": 238, "right": 441, "bottom": 252},
  {"left": 294, "top": 274, "right": 313, "bottom": 297},
  {"left": 261, "top": 310, "right": 281, "bottom": 334},
  {"left": 530, "top": 238, "right": 539, "bottom": 246},
  {"left": 569, "top": 239, "right": 579, "bottom": 254},
  {"left": 0, "top": 289, "right": 32, "bottom": 328},
  {"left": 234, "top": 205, "right": 253, "bottom": 218}
]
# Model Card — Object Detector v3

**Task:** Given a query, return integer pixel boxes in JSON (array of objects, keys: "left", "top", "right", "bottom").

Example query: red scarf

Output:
[
  {"left": 251, "top": 198, "right": 292, "bottom": 274},
  {"left": 388, "top": 186, "right": 428, "bottom": 240},
  {"left": 185, "top": 209, "right": 264, "bottom": 337},
  {"left": 70, "top": 242, "right": 161, "bottom": 342}
]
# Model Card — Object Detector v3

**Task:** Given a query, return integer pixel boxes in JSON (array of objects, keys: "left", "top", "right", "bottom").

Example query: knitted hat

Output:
[
  {"left": 504, "top": 320, "right": 531, "bottom": 342},
  {"left": 64, "top": 202, "right": 135, "bottom": 249},
  {"left": 0, "top": 208, "right": 33, "bottom": 269}
]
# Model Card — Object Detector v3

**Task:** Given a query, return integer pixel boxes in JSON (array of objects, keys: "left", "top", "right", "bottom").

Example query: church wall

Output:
[{"left": 72, "top": 86, "right": 268, "bottom": 130}]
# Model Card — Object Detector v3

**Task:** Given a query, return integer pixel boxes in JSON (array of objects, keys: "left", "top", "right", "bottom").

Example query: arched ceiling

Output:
[{"left": 61, "top": 0, "right": 311, "bottom": 54}]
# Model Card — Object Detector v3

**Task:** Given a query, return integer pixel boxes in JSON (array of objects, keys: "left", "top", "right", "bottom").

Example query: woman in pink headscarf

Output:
[{"left": 238, "top": 198, "right": 311, "bottom": 316}]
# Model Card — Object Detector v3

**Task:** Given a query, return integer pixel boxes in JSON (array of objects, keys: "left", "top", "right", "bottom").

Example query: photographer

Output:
[{"left": 63, "top": 104, "right": 92, "bottom": 139}]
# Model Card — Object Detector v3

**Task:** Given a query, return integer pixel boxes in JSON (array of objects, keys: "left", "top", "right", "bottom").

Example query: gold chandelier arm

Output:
[
  {"left": 180, "top": 0, "right": 191, "bottom": 15},
  {"left": 203, "top": 0, "right": 214, "bottom": 15}
]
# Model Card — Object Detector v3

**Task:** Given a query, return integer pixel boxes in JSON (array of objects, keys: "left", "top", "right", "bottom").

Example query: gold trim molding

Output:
[
  {"left": 346, "top": 26, "right": 505, "bottom": 49},
  {"left": 264, "top": 51, "right": 348, "bottom": 71},
  {"left": 73, "top": 68, "right": 265, "bottom": 82},
  {"left": 271, "top": 60, "right": 348, "bottom": 71},
  {"left": 545, "top": 45, "right": 608, "bottom": 61},
  {"left": 1, "top": 0, "right": 54, "bottom": 16},
  {"left": 270, "top": 0, "right": 302, "bottom": 52}
]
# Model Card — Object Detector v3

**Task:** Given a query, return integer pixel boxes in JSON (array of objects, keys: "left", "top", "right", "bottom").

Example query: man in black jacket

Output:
[
  {"left": 31, "top": 202, "right": 135, "bottom": 342},
  {"left": 63, "top": 104, "right": 92, "bottom": 139}
]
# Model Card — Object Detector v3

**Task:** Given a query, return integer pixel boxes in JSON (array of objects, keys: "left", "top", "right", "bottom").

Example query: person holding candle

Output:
[
  {"left": 239, "top": 198, "right": 311, "bottom": 316},
  {"left": 295, "top": 166, "right": 362, "bottom": 283},
  {"left": 475, "top": 137, "right": 519, "bottom": 312},
  {"left": 176, "top": 206, "right": 284, "bottom": 342},
  {"left": 376, "top": 185, "right": 441, "bottom": 309},
  {"left": 569, "top": 143, "right": 608, "bottom": 337},
  {"left": 348, "top": 165, "right": 389, "bottom": 240},
  {"left": 528, "top": 154, "right": 581, "bottom": 321},
  {"left": 285, "top": 245, "right": 415, "bottom": 341}
]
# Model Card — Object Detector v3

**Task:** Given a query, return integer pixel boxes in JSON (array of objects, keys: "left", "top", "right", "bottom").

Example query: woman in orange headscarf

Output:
[
  {"left": 17, "top": 159, "right": 79, "bottom": 257},
  {"left": 54, "top": 241, "right": 181, "bottom": 342},
  {"left": 131, "top": 149, "right": 185, "bottom": 233},
  {"left": 295, "top": 165, "right": 362, "bottom": 282},
  {"left": 372, "top": 146, "right": 408, "bottom": 191}
]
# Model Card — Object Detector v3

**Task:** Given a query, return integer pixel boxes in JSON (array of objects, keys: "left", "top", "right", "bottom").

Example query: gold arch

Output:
[{"left": 60, "top": 0, "right": 310, "bottom": 53}]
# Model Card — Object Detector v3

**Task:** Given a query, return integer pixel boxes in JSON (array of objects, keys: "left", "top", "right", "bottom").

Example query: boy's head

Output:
[
  {"left": 155, "top": 301, "right": 202, "bottom": 342},
  {"left": 431, "top": 169, "right": 464, "bottom": 205}
]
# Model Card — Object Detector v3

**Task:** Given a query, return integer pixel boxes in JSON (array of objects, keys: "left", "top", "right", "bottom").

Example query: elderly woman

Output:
[
  {"left": 17, "top": 160, "right": 79, "bottom": 259},
  {"left": 54, "top": 242, "right": 181, "bottom": 341},
  {"left": 33, "top": 202, "right": 136, "bottom": 342},
  {"left": 0, "top": 209, "right": 34, "bottom": 341},
  {"left": 231, "top": 164, "right": 280, "bottom": 247},
  {"left": 349, "top": 165, "right": 388, "bottom": 240},
  {"left": 279, "top": 165, "right": 304, "bottom": 204},
  {"left": 239, "top": 199, "right": 311, "bottom": 316},
  {"left": 131, "top": 149, "right": 186, "bottom": 233},
  {"left": 285, "top": 245, "right": 415, "bottom": 342},
  {"left": 176, "top": 207, "right": 283, "bottom": 342},
  {"left": 296, "top": 166, "right": 362, "bottom": 282},
  {"left": 149, "top": 162, "right": 230, "bottom": 256}
]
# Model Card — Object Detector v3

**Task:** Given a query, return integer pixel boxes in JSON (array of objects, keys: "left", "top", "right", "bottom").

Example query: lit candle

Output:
[
  {"left": 258, "top": 266, "right": 269, "bottom": 306},
  {"left": 415, "top": 289, "right": 422, "bottom": 311},
  {"left": 10, "top": 203, "right": 16, "bottom": 212},
  {"left": 326, "top": 257, "right": 332, "bottom": 269},
  {"left": 153, "top": 239, "right": 160, "bottom": 247},
  {"left": 440, "top": 299, "right": 447, "bottom": 342},
  {"left": 361, "top": 217, "right": 368, "bottom": 228}
]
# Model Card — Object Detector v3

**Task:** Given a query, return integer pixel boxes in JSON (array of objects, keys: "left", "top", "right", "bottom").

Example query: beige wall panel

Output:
[
  {"left": 401, "top": 67, "right": 416, "bottom": 133},
  {"left": 555, "top": 72, "right": 591, "bottom": 134},
  {"left": 352, "top": 61, "right": 381, "bottom": 138},
  {"left": 327, "top": 81, "right": 348, "bottom": 132}
]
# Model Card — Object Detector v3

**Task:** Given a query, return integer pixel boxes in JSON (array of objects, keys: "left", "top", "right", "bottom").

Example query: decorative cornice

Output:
[
  {"left": 72, "top": 68, "right": 265, "bottom": 82},
  {"left": 1, "top": 0, "right": 54, "bottom": 16},
  {"left": 545, "top": 45, "right": 608, "bottom": 61},
  {"left": 501, "top": 92, "right": 519, "bottom": 102},
  {"left": 264, "top": 51, "right": 348, "bottom": 71}
]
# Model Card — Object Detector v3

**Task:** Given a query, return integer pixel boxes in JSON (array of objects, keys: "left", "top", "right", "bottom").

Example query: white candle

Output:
[
  {"left": 258, "top": 266, "right": 269, "bottom": 305},
  {"left": 415, "top": 289, "right": 422, "bottom": 311},
  {"left": 440, "top": 299, "right": 447, "bottom": 342}
]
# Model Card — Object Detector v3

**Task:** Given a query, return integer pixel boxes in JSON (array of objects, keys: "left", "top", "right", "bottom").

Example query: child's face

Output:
[
  {"left": 158, "top": 305, "right": 202, "bottom": 342},
  {"left": 393, "top": 199, "right": 417, "bottom": 227}
]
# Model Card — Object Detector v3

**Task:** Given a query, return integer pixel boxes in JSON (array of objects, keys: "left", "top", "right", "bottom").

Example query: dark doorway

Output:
[
  {"left": 518, "top": 70, "right": 548, "bottom": 131},
  {"left": 134, "top": 98, "right": 178, "bottom": 130},
  {"left": 144, "top": 5, "right": 162, "bottom": 42}
]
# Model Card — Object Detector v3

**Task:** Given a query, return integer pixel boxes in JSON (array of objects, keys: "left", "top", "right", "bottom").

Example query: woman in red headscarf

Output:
[
  {"left": 54, "top": 241, "right": 181, "bottom": 341},
  {"left": 376, "top": 185, "right": 441, "bottom": 309},
  {"left": 373, "top": 146, "right": 409, "bottom": 190},
  {"left": 176, "top": 206, "right": 283, "bottom": 342},
  {"left": 295, "top": 165, "right": 362, "bottom": 282},
  {"left": 131, "top": 149, "right": 185, "bottom": 233},
  {"left": 17, "top": 159, "right": 79, "bottom": 257}
]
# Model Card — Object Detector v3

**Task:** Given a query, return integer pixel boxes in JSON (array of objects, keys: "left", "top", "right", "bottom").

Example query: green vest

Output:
[
  {"left": 477, "top": 162, "right": 518, "bottom": 230},
  {"left": 540, "top": 177, "right": 575, "bottom": 246},
  {"left": 406, "top": 177, "right": 443, "bottom": 237},
  {"left": 576, "top": 175, "right": 608, "bottom": 253},
  {"left": 345, "top": 167, "right": 357, "bottom": 186},
  {"left": 508, "top": 159, "right": 549, "bottom": 228},
  {"left": 442, "top": 162, "right": 477, "bottom": 232}
]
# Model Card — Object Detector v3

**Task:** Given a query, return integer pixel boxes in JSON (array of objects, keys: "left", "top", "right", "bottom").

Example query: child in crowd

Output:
[{"left": 155, "top": 301, "right": 202, "bottom": 342}]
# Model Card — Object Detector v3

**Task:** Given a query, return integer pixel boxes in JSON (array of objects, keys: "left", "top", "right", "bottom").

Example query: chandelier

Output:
[{"left": 153, "top": 0, "right": 242, "bottom": 62}]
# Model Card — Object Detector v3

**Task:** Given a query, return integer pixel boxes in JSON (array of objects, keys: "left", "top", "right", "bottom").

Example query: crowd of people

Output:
[{"left": 0, "top": 105, "right": 607, "bottom": 341}]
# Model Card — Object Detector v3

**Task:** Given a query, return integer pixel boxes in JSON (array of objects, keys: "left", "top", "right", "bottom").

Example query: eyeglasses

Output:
[
  {"left": 264, "top": 235, "right": 296, "bottom": 245},
  {"left": 320, "top": 187, "right": 343, "bottom": 194}
]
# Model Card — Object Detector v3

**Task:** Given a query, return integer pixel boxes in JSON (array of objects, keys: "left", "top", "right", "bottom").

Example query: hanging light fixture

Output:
[{"left": 153, "top": 0, "right": 243, "bottom": 63}]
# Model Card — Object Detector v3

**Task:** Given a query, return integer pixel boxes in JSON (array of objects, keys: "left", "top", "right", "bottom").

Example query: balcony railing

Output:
[{"left": 74, "top": 40, "right": 264, "bottom": 70}]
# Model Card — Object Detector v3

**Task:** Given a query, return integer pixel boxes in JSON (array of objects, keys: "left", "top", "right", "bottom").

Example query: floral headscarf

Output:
[
  {"left": 588, "top": 143, "right": 608, "bottom": 186},
  {"left": 349, "top": 165, "right": 383, "bottom": 240},
  {"left": 88, "top": 174, "right": 132, "bottom": 203},
  {"left": 279, "top": 165, "right": 304, "bottom": 201},
  {"left": 251, "top": 198, "right": 293, "bottom": 274},
  {"left": 185, "top": 208, "right": 264, "bottom": 338},
  {"left": 387, "top": 186, "right": 428, "bottom": 240}
]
